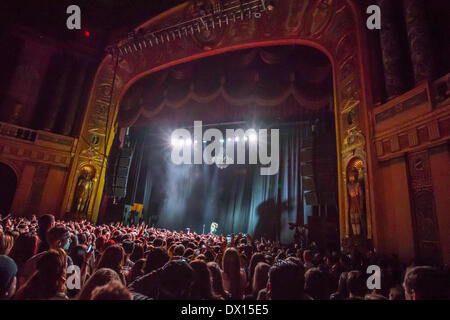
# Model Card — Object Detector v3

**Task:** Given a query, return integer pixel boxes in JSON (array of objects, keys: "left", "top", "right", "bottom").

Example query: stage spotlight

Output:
[
  {"left": 186, "top": 138, "right": 192, "bottom": 146},
  {"left": 227, "top": 138, "right": 232, "bottom": 142},
  {"left": 249, "top": 133, "right": 257, "bottom": 142},
  {"left": 203, "top": 140, "right": 207, "bottom": 143},
  {"left": 220, "top": 138, "right": 224, "bottom": 143},
  {"left": 171, "top": 138, "right": 177, "bottom": 147},
  {"left": 194, "top": 140, "right": 198, "bottom": 144},
  {"left": 235, "top": 136, "right": 240, "bottom": 142},
  {"left": 244, "top": 136, "right": 248, "bottom": 141}
]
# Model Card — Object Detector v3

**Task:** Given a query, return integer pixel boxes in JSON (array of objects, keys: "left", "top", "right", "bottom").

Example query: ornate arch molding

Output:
[{"left": 63, "top": 0, "right": 375, "bottom": 243}]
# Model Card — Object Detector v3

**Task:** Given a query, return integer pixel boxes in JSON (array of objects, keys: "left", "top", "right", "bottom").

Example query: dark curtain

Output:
[{"left": 135, "top": 123, "right": 311, "bottom": 243}]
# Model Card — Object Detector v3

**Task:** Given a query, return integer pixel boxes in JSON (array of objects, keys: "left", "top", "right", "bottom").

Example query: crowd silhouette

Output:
[{"left": 0, "top": 214, "right": 449, "bottom": 300}]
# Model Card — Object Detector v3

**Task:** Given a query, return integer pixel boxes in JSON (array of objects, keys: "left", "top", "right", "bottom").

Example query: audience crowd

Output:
[{"left": 0, "top": 214, "right": 449, "bottom": 300}]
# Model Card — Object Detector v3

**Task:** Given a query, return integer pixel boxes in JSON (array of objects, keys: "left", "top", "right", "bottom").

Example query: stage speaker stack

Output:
[
  {"left": 301, "top": 116, "right": 338, "bottom": 207},
  {"left": 112, "top": 145, "right": 134, "bottom": 199},
  {"left": 107, "top": 133, "right": 135, "bottom": 200}
]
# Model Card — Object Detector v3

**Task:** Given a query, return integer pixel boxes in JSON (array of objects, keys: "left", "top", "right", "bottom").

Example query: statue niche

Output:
[
  {"left": 346, "top": 157, "right": 366, "bottom": 238},
  {"left": 71, "top": 166, "right": 96, "bottom": 216}
]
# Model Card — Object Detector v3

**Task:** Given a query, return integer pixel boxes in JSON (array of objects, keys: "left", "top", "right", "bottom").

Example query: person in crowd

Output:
[
  {"left": 305, "top": 267, "right": 331, "bottom": 300},
  {"left": 222, "top": 248, "right": 247, "bottom": 300},
  {"left": 36, "top": 214, "right": 55, "bottom": 253},
  {"left": 364, "top": 293, "right": 388, "bottom": 300},
  {"left": 122, "top": 240, "right": 135, "bottom": 268},
  {"left": 207, "top": 261, "right": 231, "bottom": 300},
  {"left": 21, "top": 225, "right": 73, "bottom": 283},
  {"left": 247, "top": 262, "right": 270, "bottom": 300},
  {"left": 128, "top": 258, "right": 146, "bottom": 283},
  {"left": 130, "top": 244, "right": 144, "bottom": 263},
  {"left": 128, "top": 260, "right": 195, "bottom": 300},
  {"left": 190, "top": 260, "right": 221, "bottom": 300},
  {"left": 0, "top": 255, "right": 17, "bottom": 300},
  {"left": 77, "top": 268, "right": 121, "bottom": 300},
  {"left": 330, "top": 271, "right": 348, "bottom": 300},
  {"left": 8, "top": 233, "right": 38, "bottom": 285},
  {"left": 267, "top": 260, "right": 311, "bottom": 300},
  {"left": 0, "top": 232, "right": 14, "bottom": 255},
  {"left": 303, "top": 250, "right": 315, "bottom": 271},
  {"left": 346, "top": 270, "right": 367, "bottom": 300},
  {"left": 91, "top": 280, "right": 133, "bottom": 300},
  {"left": 389, "top": 285, "right": 404, "bottom": 300},
  {"left": 15, "top": 249, "right": 68, "bottom": 300},
  {"left": 144, "top": 247, "right": 170, "bottom": 274},
  {"left": 403, "top": 266, "right": 447, "bottom": 300},
  {"left": 247, "top": 253, "right": 265, "bottom": 295},
  {"left": 96, "top": 245, "right": 126, "bottom": 284}
]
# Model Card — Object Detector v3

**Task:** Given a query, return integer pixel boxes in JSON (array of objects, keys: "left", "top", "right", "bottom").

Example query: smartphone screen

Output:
[{"left": 87, "top": 244, "right": 93, "bottom": 253}]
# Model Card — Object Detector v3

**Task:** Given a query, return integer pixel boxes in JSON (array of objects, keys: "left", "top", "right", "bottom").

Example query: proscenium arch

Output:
[{"left": 63, "top": 0, "right": 377, "bottom": 245}]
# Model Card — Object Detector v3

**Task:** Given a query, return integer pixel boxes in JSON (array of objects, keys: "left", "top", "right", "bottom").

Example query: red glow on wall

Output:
[{"left": 84, "top": 31, "right": 90, "bottom": 37}]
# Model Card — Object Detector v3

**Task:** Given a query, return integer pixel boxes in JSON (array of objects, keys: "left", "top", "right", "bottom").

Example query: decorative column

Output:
[
  {"left": 403, "top": 0, "right": 435, "bottom": 84},
  {"left": 58, "top": 59, "right": 89, "bottom": 136},
  {"left": 376, "top": 0, "right": 410, "bottom": 99},
  {"left": 42, "top": 55, "right": 73, "bottom": 132}
]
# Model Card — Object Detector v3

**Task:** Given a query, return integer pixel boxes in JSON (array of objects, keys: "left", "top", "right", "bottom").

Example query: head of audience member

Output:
[
  {"left": 129, "top": 259, "right": 146, "bottom": 283},
  {"left": 0, "top": 232, "right": 14, "bottom": 255},
  {"left": 122, "top": 240, "right": 135, "bottom": 257},
  {"left": 95, "top": 236, "right": 106, "bottom": 254},
  {"left": 69, "top": 245, "right": 87, "bottom": 268},
  {"left": 0, "top": 255, "right": 17, "bottom": 300},
  {"left": 252, "top": 262, "right": 270, "bottom": 298},
  {"left": 268, "top": 260, "right": 307, "bottom": 300},
  {"left": 97, "top": 245, "right": 125, "bottom": 275},
  {"left": 346, "top": 271, "right": 367, "bottom": 300},
  {"left": 37, "top": 214, "right": 55, "bottom": 241},
  {"left": 389, "top": 285, "right": 404, "bottom": 300},
  {"left": 15, "top": 249, "right": 67, "bottom": 300},
  {"left": 222, "top": 247, "right": 243, "bottom": 300},
  {"left": 303, "top": 250, "right": 314, "bottom": 268},
  {"left": 403, "top": 266, "right": 446, "bottom": 300},
  {"left": 144, "top": 247, "right": 170, "bottom": 274},
  {"left": 9, "top": 233, "right": 38, "bottom": 274},
  {"left": 91, "top": 280, "right": 133, "bottom": 300},
  {"left": 248, "top": 253, "right": 265, "bottom": 291},
  {"left": 77, "top": 268, "right": 121, "bottom": 300},
  {"left": 172, "top": 244, "right": 185, "bottom": 258},
  {"left": 305, "top": 267, "right": 331, "bottom": 300},
  {"left": 130, "top": 245, "right": 144, "bottom": 263},
  {"left": 156, "top": 260, "right": 195, "bottom": 299},
  {"left": 364, "top": 293, "right": 387, "bottom": 300},
  {"left": 190, "top": 260, "right": 219, "bottom": 300},
  {"left": 46, "top": 225, "right": 71, "bottom": 251},
  {"left": 207, "top": 261, "right": 229, "bottom": 300}
]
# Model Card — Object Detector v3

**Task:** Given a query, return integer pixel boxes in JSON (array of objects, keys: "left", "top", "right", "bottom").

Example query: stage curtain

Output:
[{"left": 135, "top": 122, "right": 312, "bottom": 243}]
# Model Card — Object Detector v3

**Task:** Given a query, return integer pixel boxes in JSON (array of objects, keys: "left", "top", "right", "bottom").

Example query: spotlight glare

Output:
[
  {"left": 235, "top": 136, "right": 240, "bottom": 142},
  {"left": 227, "top": 138, "right": 232, "bottom": 142},
  {"left": 249, "top": 133, "right": 257, "bottom": 142},
  {"left": 220, "top": 139, "right": 224, "bottom": 143},
  {"left": 186, "top": 138, "right": 192, "bottom": 146},
  {"left": 194, "top": 140, "right": 198, "bottom": 144},
  {"left": 244, "top": 136, "right": 248, "bottom": 141}
]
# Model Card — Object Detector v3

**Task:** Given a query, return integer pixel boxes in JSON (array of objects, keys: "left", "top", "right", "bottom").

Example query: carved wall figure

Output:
[{"left": 71, "top": 165, "right": 96, "bottom": 216}]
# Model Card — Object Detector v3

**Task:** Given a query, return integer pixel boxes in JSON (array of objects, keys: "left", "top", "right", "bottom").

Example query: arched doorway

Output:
[
  {"left": 63, "top": 0, "right": 375, "bottom": 248},
  {"left": 0, "top": 162, "right": 18, "bottom": 215}
]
